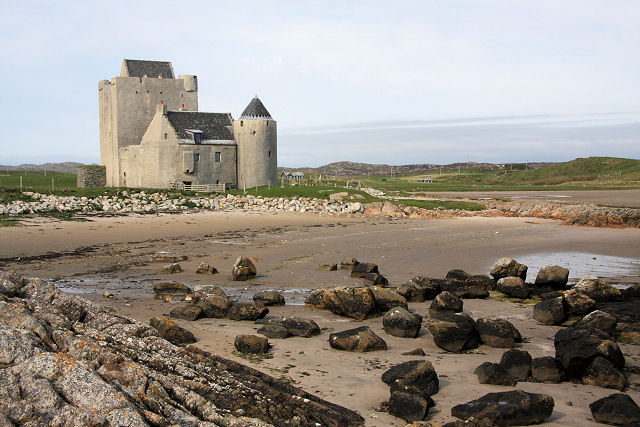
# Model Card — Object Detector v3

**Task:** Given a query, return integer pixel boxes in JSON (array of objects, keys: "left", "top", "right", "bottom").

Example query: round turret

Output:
[{"left": 234, "top": 96, "right": 277, "bottom": 188}]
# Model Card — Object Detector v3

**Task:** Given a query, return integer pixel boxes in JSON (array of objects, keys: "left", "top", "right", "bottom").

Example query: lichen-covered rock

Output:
[
  {"left": 573, "top": 275, "right": 623, "bottom": 302},
  {"left": 197, "top": 293, "right": 232, "bottom": 318},
  {"left": 382, "top": 360, "right": 439, "bottom": 396},
  {"left": 227, "top": 303, "right": 269, "bottom": 321},
  {"left": 426, "top": 312, "right": 479, "bottom": 353},
  {"left": 531, "top": 357, "right": 565, "bottom": 383},
  {"left": 397, "top": 277, "right": 440, "bottom": 302},
  {"left": 149, "top": 317, "right": 196, "bottom": 345},
  {"left": 305, "top": 286, "right": 376, "bottom": 320},
  {"left": 533, "top": 297, "right": 565, "bottom": 325},
  {"left": 329, "top": 326, "right": 387, "bottom": 352},
  {"left": 429, "top": 291, "right": 463, "bottom": 313},
  {"left": 582, "top": 357, "right": 627, "bottom": 390},
  {"left": 573, "top": 310, "right": 617, "bottom": 336},
  {"left": 496, "top": 277, "right": 530, "bottom": 299},
  {"left": 554, "top": 327, "right": 625, "bottom": 378},
  {"left": 489, "top": 258, "right": 528, "bottom": 281},
  {"left": 451, "top": 390, "right": 554, "bottom": 426},
  {"left": 234, "top": 334, "right": 269, "bottom": 354},
  {"left": 589, "top": 393, "right": 640, "bottom": 426},
  {"left": 383, "top": 307, "right": 422, "bottom": 338},
  {"left": 232, "top": 256, "right": 257, "bottom": 281},
  {"left": 475, "top": 318, "right": 522, "bottom": 348},
  {"left": 563, "top": 289, "right": 596, "bottom": 316},
  {"left": 253, "top": 290, "right": 285, "bottom": 306},
  {"left": 473, "top": 362, "right": 516, "bottom": 386},
  {"left": 371, "top": 287, "right": 407, "bottom": 312},
  {"left": 499, "top": 349, "right": 532, "bottom": 381}
]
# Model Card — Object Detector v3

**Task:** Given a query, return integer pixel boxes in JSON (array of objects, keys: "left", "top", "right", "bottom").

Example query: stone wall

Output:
[{"left": 77, "top": 166, "right": 106, "bottom": 188}]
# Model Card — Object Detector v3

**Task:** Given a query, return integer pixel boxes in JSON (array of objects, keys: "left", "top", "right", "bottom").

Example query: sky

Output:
[{"left": 0, "top": 0, "right": 638, "bottom": 167}]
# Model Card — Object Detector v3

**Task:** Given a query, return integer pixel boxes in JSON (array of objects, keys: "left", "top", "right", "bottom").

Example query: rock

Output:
[
  {"left": 282, "top": 317, "right": 321, "bottom": 337},
  {"left": 563, "top": 289, "right": 596, "bottom": 316},
  {"left": 495, "top": 277, "right": 530, "bottom": 299},
  {"left": 402, "top": 348, "right": 426, "bottom": 356},
  {"left": 371, "top": 287, "right": 407, "bottom": 312},
  {"left": 197, "top": 293, "right": 232, "bottom": 318},
  {"left": 475, "top": 318, "right": 522, "bottom": 348},
  {"left": 383, "top": 307, "right": 422, "bottom": 338},
  {"left": 227, "top": 303, "right": 269, "bottom": 321},
  {"left": 535, "top": 265, "right": 569, "bottom": 289},
  {"left": 232, "top": 256, "right": 257, "bottom": 281},
  {"left": 317, "top": 263, "right": 338, "bottom": 271},
  {"left": 350, "top": 262, "right": 379, "bottom": 278},
  {"left": 329, "top": 326, "right": 387, "bottom": 352},
  {"left": 429, "top": 291, "right": 463, "bottom": 313},
  {"left": 257, "top": 324, "right": 291, "bottom": 339},
  {"left": 531, "top": 357, "right": 565, "bottom": 383},
  {"left": 102, "top": 291, "right": 112, "bottom": 298},
  {"left": 467, "top": 275, "right": 496, "bottom": 291},
  {"left": 196, "top": 262, "right": 218, "bottom": 274},
  {"left": 397, "top": 277, "right": 440, "bottom": 302},
  {"left": 389, "top": 391, "right": 435, "bottom": 423},
  {"left": 329, "top": 191, "right": 349, "bottom": 201},
  {"left": 193, "top": 285, "right": 227, "bottom": 299},
  {"left": 446, "top": 269, "right": 471, "bottom": 281},
  {"left": 234, "top": 334, "right": 269, "bottom": 354},
  {"left": 153, "top": 281, "right": 191, "bottom": 296},
  {"left": 573, "top": 310, "right": 617, "bottom": 336},
  {"left": 533, "top": 297, "right": 565, "bottom": 325},
  {"left": 381, "top": 201, "right": 401, "bottom": 215},
  {"left": 499, "top": 349, "right": 532, "bottom": 381},
  {"left": 554, "top": 327, "right": 625, "bottom": 378},
  {"left": 426, "top": 311, "right": 479, "bottom": 353},
  {"left": 305, "top": 287, "right": 376, "bottom": 320},
  {"left": 253, "top": 290, "right": 285, "bottom": 306},
  {"left": 451, "top": 390, "right": 554, "bottom": 426},
  {"left": 489, "top": 258, "right": 528, "bottom": 281},
  {"left": 589, "top": 393, "right": 640, "bottom": 426},
  {"left": 582, "top": 357, "right": 627, "bottom": 390},
  {"left": 149, "top": 317, "right": 196, "bottom": 345},
  {"left": 339, "top": 257, "right": 359, "bottom": 270},
  {"left": 0, "top": 272, "right": 25, "bottom": 297},
  {"left": 156, "top": 263, "right": 183, "bottom": 274},
  {"left": 573, "top": 276, "right": 623, "bottom": 302},
  {"left": 382, "top": 360, "right": 439, "bottom": 396},
  {"left": 363, "top": 273, "right": 389, "bottom": 287},
  {"left": 624, "top": 283, "right": 640, "bottom": 299},
  {"left": 440, "top": 278, "right": 489, "bottom": 299},
  {"left": 151, "top": 252, "right": 188, "bottom": 262},
  {"left": 169, "top": 304, "right": 202, "bottom": 321},
  {"left": 473, "top": 362, "right": 516, "bottom": 386},
  {"left": 441, "top": 418, "right": 498, "bottom": 427}
]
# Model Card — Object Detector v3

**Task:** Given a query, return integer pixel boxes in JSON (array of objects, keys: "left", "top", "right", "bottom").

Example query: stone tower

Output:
[
  {"left": 99, "top": 59, "right": 198, "bottom": 186},
  {"left": 234, "top": 96, "right": 278, "bottom": 188}
]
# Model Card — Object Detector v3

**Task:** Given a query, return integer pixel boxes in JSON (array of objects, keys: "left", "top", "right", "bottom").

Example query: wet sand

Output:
[{"left": 2, "top": 211, "right": 640, "bottom": 426}]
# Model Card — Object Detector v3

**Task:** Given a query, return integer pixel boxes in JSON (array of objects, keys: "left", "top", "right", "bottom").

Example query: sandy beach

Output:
[{"left": 2, "top": 210, "right": 640, "bottom": 426}]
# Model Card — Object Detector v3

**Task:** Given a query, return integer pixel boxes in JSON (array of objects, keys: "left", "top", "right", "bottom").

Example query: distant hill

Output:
[{"left": 0, "top": 162, "right": 85, "bottom": 173}]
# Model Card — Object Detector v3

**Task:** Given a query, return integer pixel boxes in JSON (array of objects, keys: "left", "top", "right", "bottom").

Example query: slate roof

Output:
[
  {"left": 166, "top": 111, "right": 234, "bottom": 141},
  {"left": 240, "top": 96, "right": 272, "bottom": 119},
  {"left": 123, "top": 59, "right": 174, "bottom": 79}
]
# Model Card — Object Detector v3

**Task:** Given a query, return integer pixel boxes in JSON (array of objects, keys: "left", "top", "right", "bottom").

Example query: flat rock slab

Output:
[{"left": 451, "top": 390, "right": 554, "bottom": 426}]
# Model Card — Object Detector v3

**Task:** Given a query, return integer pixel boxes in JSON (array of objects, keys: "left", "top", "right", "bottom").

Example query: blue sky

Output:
[{"left": 0, "top": 0, "right": 638, "bottom": 166}]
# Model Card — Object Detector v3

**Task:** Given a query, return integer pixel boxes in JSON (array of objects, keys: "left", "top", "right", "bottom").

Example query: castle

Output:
[{"left": 98, "top": 59, "right": 277, "bottom": 190}]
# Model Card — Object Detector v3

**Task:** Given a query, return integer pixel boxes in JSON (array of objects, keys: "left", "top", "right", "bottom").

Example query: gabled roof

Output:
[
  {"left": 166, "top": 111, "right": 234, "bottom": 141},
  {"left": 240, "top": 96, "right": 272, "bottom": 119},
  {"left": 122, "top": 59, "right": 174, "bottom": 79}
]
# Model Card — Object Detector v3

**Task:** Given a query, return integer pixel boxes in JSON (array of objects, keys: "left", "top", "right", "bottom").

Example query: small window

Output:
[
  {"left": 268, "top": 151, "right": 271, "bottom": 157},
  {"left": 240, "top": 121, "right": 243, "bottom": 127},
  {"left": 160, "top": 91, "right": 163, "bottom": 94},
  {"left": 194, "top": 153, "right": 200, "bottom": 161},
  {"left": 164, "top": 133, "right": 167, "bottom": 139},
  {"left": 194, "top": 133, "right": 201, "bottom": 144},
  {"left": 215, "top": 152, "right": 221, "bottom": 162},
  {"left": 216, "top": 180, "right": 219, "bottom": 184},
  {"left": 266, "top": 121, "right": 269, "bottom": 127},
  {"left": 181, "top": 94, "right": 184, "bottom": 98}
]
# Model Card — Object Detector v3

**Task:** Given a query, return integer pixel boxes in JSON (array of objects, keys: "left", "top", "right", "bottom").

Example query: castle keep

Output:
[{"left": 99, "top": 59, "right": 277, "bottom": 189}]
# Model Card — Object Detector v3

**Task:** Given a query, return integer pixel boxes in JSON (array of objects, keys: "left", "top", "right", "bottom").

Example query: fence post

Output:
[
  {"left": 51, "top": 177, "right": 54, "bottom": 192},
  {"left": 20, "top": 176, "right": 23, "bottom": 191},
  {"left": 44, "top": 170, "right": 46, "bottom": 176}
]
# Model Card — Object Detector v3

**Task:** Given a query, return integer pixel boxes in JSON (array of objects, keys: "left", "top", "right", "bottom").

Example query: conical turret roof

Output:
[{"left": 240, "top": 96, "right": 272, "bottom": 119}]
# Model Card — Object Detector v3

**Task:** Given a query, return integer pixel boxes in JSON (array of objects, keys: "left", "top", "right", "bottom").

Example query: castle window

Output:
[
  {"left": 160, "top": 91, "right": 163, "bottom": 94},
  {"left": 215, "top": 152, "right": 221, "bottom": 162},
  {"left": 164, "top": 133, "right": 167, "bottom": 139},
  {"left": 216, "top": 180, "right": 219, "bottom": 184},
  {"left": 194, "top": 133, "right": 201, "bottom": 144},
  {"left": 240, "top": 121, "right": 243, "bottom": 127},
  {"left": 268, "top": 151, "right": 271, "bottom": 157},
  {"left": 194, "top": 153, "right": 200, "bottom": 161}
]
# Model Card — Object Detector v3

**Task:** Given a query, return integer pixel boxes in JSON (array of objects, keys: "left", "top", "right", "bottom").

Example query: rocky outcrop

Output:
[
  {"left": 0, "top": 272, "right": 364, "bottom": 426},
  {"left": 329, "top": 326, "right": 387, "bottom": 352},
  {"left": 383, "top": 307, "right": 422, "bottom": 338},
  {"left": 426, "top": 312, "right": 479, "bottom": 353},
  {"left": 489, "top": 258, "right": 527, "bottom": 281},
  {"left": 232, "top": 256, "right": 257, "bottom": 281},
  {"left": 451, "top": 390, "right": 554, "bottom": 426},
  {"left": 589, "top": 393, "right": 640, "bottom": 426}
]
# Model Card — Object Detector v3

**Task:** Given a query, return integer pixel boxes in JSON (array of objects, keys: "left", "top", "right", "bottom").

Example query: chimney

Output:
[{"left": 156, "top": 102, "right": 167, "bottom": 115}]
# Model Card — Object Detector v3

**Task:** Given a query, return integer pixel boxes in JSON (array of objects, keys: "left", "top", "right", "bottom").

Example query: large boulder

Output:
[
  {"left": 370, "top": 287, "right": 407, "bottom": 312},
  {"left": 451, "top": 390, "right": 554, "bottom": 426},
  {"left": 554, "top": 327, "right": 625, "bottom": 378},
  {"left": 227, "top": 303, "right": 269, "bottom": 321},
  {"left": 535, "top": 265, "right": 569, "bottom": 289},
  {"left": 234, "top": 334, "right": 269, "bottom": 354},
  {"left": 495, "top": 277, "right": 530, "bottom": 299},
  {"left": 282, "top": 317, "right": 321, "bottom": 337},
  {"left": 531, "top": 357, "right": 565, "bottom": 383},
  {"left": 573, "top": 276, "right": 623, "bottom": 302},
  {"left": 350, "top": 262, "right": 379, "bottom": 278},
  {"left": 197, "top": 293, "right": 232, "bottom": 318},
  {"left": 396, "top": 277, "right": 440, "bottom": 302},
  {"left": 305, "top": 287, "right": 375, "bottom": 320},
  {"left": 426, "top": 312, "right": 479, "bottom": 353},
  {"left": 533, "top": 297, "right": 565, "bottom": 325},
  {"left": 429, "top": 291, "right": 463, "bottom": 313},
  {"left": 253, "top": 290, "right": 285, "bottom": 306},
  {"left": 489, "top": 258, "right": 528, "bottom": 281},
  {"left": 473, "top": 362, "right": 516, "bottom": 386},
  {"left": 563, "top": 290, "right": 596, "bottom": 316},
  {"left": 589, "top": 393, "right": 640, "bottom": 426},
  {"left": 149, "top": 318, "right": 196, "bottom": 345},
  {"left": 329, "top": 326, "right": 387, "bottom": 352},
  {"left": 388, "top": 391, "right": 435, "bottom": 423},
  {"left": 475, "top": 318, "right": 522, "bottom": 348},
  {"left": 383, "top": 307, "right": 422, "bottom": 338},
  {"left": 499, "top": 349, "right": 532, "bottom": 381},
  {"left": 573, "top": 310, "right": 617, "bottom": 336},
  {"left": 232, "top": 256, "right": 257, "bottom": 281},
  {"left": 382, "top": 360, "right": 439, "bottom": 396},
  {"left": 582, "top": 357, "right": 627, "bottom": 390},
  {"left": 169, "top": 304, "right": 202, "bottom": 321}
]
